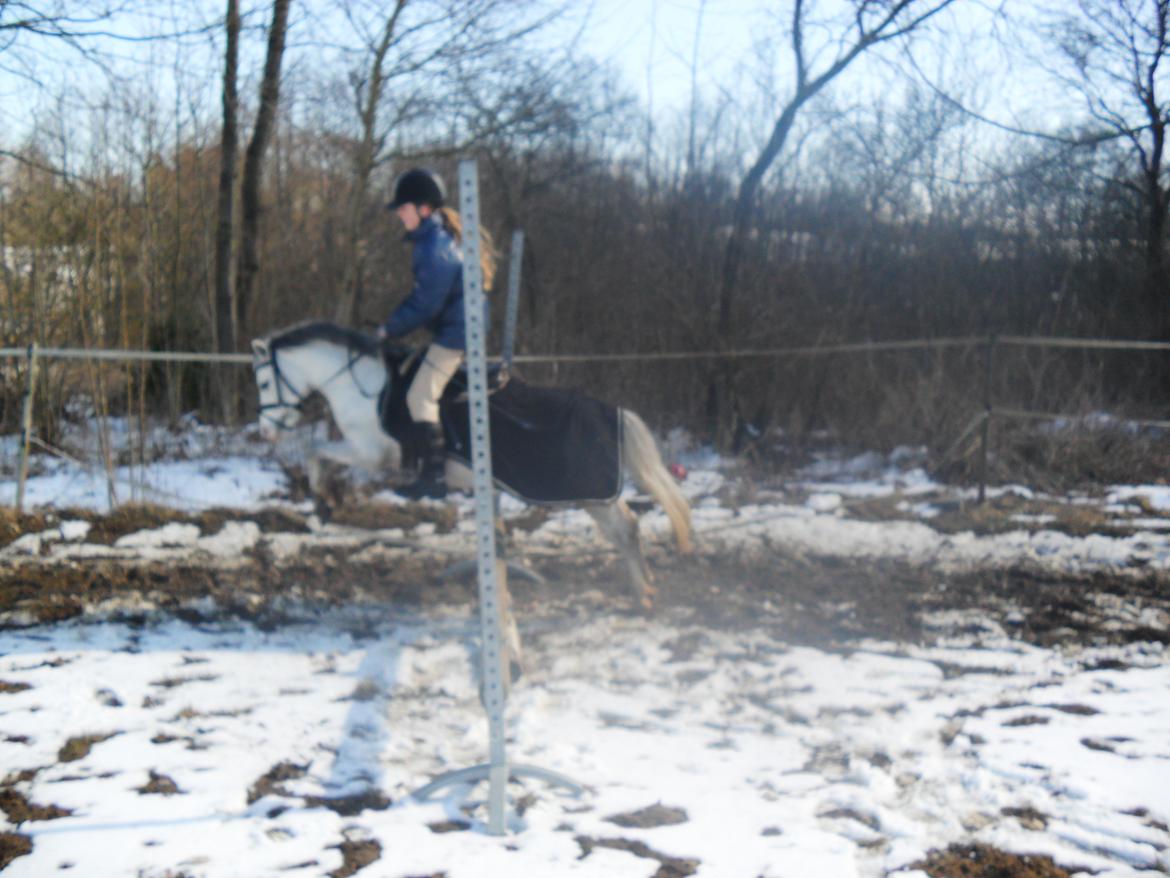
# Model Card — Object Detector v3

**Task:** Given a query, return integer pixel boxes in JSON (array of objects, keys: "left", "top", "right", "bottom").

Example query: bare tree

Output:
[
  {"left": 718, "top": 0, "right": 957, "bottom": 335},
  {"left": 0, "top": 1, "right": 126, "bottom": 65},
  {"left": 332, "top": 0, "right": 407, "bottom": 325},
  {"left": 213, "top": 0, "right": 239, "bottom": 363},
  {"left": 706, "top": 0, "right": 956, "bottom": 442},
  {"left": 1047, "top": 0, "right": 1170, "bottom": 337},
  {"left": 235, "top": 0, "right": 291, "bottom": 340}
]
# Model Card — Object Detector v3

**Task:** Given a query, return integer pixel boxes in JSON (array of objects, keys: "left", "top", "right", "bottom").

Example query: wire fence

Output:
[
  {"left": 5, "top": 333, "right": 1170, "bottom": 365},
  {"left": 4, "top": 333, "right": 1169, "bottom": 510}
]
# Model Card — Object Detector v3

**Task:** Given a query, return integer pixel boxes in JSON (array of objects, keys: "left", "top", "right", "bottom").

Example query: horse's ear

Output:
[{"left": 251, "top": 338, "right": 268, "bottom": 357}]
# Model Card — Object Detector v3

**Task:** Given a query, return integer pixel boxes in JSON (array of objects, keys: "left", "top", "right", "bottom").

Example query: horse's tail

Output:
[{"left": 620, "top": 409, "right": 693, "bottom": 554}]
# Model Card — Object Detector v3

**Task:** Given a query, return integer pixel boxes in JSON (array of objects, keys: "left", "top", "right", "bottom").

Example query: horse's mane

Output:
[{"left": 266, "top": 321, "right": 382, "bottom": 358}]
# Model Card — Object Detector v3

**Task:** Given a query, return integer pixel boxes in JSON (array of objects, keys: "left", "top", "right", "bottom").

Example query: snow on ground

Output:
[
  {"left": 1, "top": 422, "right": 1169, "bottom": 876},
  {"left": 7, "top": 437, "right": 1170, "bottom": 582},
  {"left": 1, "top": 612, "right": 1167, "bottom": 877}
]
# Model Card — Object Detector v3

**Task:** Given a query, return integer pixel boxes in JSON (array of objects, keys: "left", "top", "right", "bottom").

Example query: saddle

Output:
[{"left": 378, "top": 345, "right": 622, "bottom": 505}]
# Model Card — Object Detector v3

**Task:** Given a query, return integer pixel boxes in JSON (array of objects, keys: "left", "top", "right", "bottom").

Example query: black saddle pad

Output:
[{"left": 378, "top": 351, "right": 621, "bottom": 505}]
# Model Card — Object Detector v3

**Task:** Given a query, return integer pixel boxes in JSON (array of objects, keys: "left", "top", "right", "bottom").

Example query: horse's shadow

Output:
[
  {"left": 318, "top": 614, "right": 517, "bottom": 813},
  {"left": 320, "top": 633, "right": 405, "bottom": 800}
]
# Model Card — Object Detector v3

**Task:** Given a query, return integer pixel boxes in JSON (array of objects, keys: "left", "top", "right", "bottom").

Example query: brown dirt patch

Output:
[
  {"left": 606, "top": 803, "right": 688, "bottom": 828},
  {"left": 326, "top": 501, "right": 456, "bottom": 533},
  {"left": 0, "top": 832, "right": 32, "bottom": 869},
  {"left": 507, "top": 507, "right": 551, "bottom": 533},
  {"left": 58, "top": 732, "right": 118, "bottom": 763},
  {"left": 247, "top": 761, "right": 308, "bottom": 805},
  {"left": 927, "top": 496, "right": 1129, "bottom": 539},
  {"left": 80, "top": 504, "right": 198, "bottom": 544},
  {"left": 304, "top": 790, "right": 392, "bottom": 817},
  {"left": 2, "top": 503, "right": 1167, "bottom": 653},
  {"left": 329, "top": 838, "right": 382, "bottom": 878},
  {"left": 576, "top": 836, "right": 698, "bottom": 877},
  {"left": 0, "top": 509, "right": 50, "bottom": 548},
  {"left": 0, "top": 680, "right": 31, "bottom": 693},
  {"left": 0, "top": 543, "right": 469, "bottom": 627},
  {"left": 0, "top": 788, "right": 71, "bottom": 823},
  {"left": 137, "top": 770, "right": 182, "bottom": 795},
  {"left": 912, "top": 843, "right": 1075, "bottom": 878},
  {"left": 845, "top": 492, "right": 1152, "bottom": 539},
  {"left": 2, "top": 530, "right": 1166, "bottom": 652},
  {"left": 246, "top": 761, "right": 389, "bottom": 816},
  {"left": 0, "top": 504, "right": 314, "bottom": 551},
  {"left": 1002, "top": 806, "right": 1049, "bottom": 830}
]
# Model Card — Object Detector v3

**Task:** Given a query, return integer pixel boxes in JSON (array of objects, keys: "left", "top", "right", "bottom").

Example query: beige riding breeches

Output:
[{"left": 407, "top": 343, "right": 464, "bottom": 424}]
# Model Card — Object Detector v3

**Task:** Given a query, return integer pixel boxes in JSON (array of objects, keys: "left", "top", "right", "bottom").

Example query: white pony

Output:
[{"left": 250, "top": 322, "right": 692, "bottom": 609}]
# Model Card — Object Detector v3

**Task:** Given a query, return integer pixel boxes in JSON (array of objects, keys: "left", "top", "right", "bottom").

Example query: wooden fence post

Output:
[
  {"left": 15, "top": 343, "right": 39, "bottom": 512},
  {"left": 978, "top": 334, "right": 996, "bottom": 504}
]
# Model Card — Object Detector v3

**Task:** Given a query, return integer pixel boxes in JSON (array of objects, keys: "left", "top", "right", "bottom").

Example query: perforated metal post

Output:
[
  {"left": 459, "top": 160, "right": 509, "bottom": 835},
  {"left": 501, "top": 230, "right": 524, "bottom": 373},
  {"left": 409, "top": 161, "right": 582, "bottom": 831}
]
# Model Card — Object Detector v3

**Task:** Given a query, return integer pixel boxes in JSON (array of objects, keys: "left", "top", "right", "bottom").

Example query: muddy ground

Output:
[
  {"left": 2, "top": 500, "right": 1168, "bottom": 653},
  {"left": 1, "top": 500, "right": 1168, "bottom": 878}
]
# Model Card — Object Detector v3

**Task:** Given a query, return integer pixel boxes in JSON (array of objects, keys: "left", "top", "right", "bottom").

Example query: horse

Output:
[{"left": 249, "top": 322, "right": 693, "bottom": 615}]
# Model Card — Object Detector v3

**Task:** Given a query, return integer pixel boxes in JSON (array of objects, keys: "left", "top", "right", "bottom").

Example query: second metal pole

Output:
[{"left": 501, "top": 229, "right": 524, "bottom": 373}]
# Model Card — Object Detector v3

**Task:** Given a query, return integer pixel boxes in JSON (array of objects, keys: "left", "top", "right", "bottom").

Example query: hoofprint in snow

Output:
[{"left": 1, "top": 424, "right": 1169, "bottom": 876}]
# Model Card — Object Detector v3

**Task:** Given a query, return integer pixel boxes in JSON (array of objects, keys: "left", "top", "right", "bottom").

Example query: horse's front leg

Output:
[
  {"left": 307, "top": 440, "right": 359, "bottom": 495},
  {"left": 308, "top": 436, "right": 400, "bottom": 492}
]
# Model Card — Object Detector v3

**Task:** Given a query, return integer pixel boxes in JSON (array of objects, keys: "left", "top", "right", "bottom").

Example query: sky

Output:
[
  {"left": 0, "top": 0, "right": 1080, "bottom": 158},
  {"left": 559, "top": 0, "right": 1078, "bottom": 142}
]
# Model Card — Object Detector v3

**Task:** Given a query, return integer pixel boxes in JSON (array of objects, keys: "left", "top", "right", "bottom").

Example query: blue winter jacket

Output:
[{"left": 381, "top": 215, "right": 469, "bottom": 350}]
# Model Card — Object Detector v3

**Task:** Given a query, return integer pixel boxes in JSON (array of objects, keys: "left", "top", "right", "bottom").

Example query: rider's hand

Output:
[{"left": 376, "top": 326, "right": 388, "bottom": 340}]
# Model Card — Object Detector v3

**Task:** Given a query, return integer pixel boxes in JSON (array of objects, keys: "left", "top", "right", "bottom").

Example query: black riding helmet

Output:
[{"left": 386, "top": 167, "right": 445, "bottom": 210}]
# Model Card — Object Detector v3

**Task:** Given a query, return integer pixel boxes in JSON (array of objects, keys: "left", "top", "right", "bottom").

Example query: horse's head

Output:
[{"left": 251, "top": 336, "right": 309, "bottom": 439}]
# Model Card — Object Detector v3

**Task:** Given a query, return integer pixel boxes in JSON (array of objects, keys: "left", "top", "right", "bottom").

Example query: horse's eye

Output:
[{"left": 259, "top": 381, "right": 270, "bottom": 390}]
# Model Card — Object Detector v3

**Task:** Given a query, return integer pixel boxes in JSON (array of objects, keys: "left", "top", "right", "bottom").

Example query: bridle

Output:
[
  {"left": 253, "top": 346, "right": 310, "bottom": 431},
  {"left": 253, "top": 342, "right": 378, "bottom": 431}
]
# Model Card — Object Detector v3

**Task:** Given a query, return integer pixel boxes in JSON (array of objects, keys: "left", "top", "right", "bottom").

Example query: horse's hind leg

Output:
[
  {"left": 477, "top": 557, "right": 523, "bottom": 706},
  {"left": 497, "top": 561, "right": 524, "bottom": 685},
  {"left": 586, "top": 500, "right": 656, "bottom": 610}
]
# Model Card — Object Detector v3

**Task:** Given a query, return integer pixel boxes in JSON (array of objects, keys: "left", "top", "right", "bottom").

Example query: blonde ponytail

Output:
[{"left": 438, "top": 206, "right": 498, "bottom": 291}]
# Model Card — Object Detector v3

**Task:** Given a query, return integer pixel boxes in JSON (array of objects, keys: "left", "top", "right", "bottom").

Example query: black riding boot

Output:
[{"left": 397, "top": 423, "right": 447, "bottom": 500}]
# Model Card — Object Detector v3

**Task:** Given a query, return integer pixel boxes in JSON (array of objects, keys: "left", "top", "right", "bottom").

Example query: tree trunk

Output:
[
  {"left": 235, "top": 0, "right": 291, "bottom": 343},
  {"left": 214, "top": 0, "right": 239, "bottom": 359},
  {"left": 213, "top": 0, "right": 240, "bottom": 422},
  {"left": 1142, "top": 119, "right": 1169, "bottom": 339},
  {"left": 708, "top": 98, "right": 804, "bottom": 445}
]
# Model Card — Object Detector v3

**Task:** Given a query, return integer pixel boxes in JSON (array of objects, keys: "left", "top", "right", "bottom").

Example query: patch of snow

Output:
[
  {"left": 59, "top": 520, "right": 91, "bottom": 541},
  {"left": 1108, "top": 485, "right": 1170, "bottom": 511},
  {"left": 114, "top": 522, "right": 201, "bottom": 549},
  {"left": 0, "top": 619, "right": 1164, "bottom": 877},
  {"left": 807, "top": 492, "right": 844, "bottom": 513}
]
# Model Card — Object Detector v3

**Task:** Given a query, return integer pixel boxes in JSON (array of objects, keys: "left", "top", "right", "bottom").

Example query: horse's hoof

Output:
[
  {"left": 637, "top": 582, "right": 658, "bottom": 611},
  {"left": 509, "top": 659, "right": 524, "bottom": 685}
]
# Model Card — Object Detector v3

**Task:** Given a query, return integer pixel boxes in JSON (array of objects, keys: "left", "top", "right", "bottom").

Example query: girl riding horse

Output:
[{"left": 378, "top": 167, "right": 496, "bottom": 500}]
